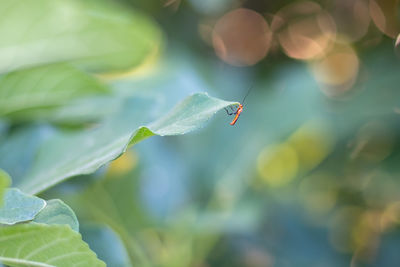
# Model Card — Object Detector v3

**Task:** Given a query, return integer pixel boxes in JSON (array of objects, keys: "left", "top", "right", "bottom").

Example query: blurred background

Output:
[{"left": 1, "top": 0, "right": 400, "bottom": 266}]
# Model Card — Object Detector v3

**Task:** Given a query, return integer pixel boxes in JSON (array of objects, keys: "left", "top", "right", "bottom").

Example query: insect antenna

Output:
[{"left": 241, "top": 85, "right": 253, "bottom": 106}]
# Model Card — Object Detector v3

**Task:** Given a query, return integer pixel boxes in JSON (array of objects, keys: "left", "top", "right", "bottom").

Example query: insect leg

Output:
[{"left": 224, "top": 108, "right": 234, "bottom": 116}]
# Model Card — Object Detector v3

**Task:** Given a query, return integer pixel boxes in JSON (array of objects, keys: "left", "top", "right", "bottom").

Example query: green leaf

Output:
[
  {"left": 0, "top": 188, "right": 46, "bottom": 225},
  {"left": 43, "top": 95, "right": 122, "bottom": 124},
  {"left": 64, "top": 173, "right": 151, "bottom": 266},
  {"left": 0, "top": 170, "right": 10, "bottom": 206},
  {"left": 151, "top": 93, "right": 234, "bottom": 135},
  {"left": 0, "top": 0, "right": 161, "bottom": 74},
  {"left": 33, "top": 199, "right": 79, "bottom": 232},
  {"left": 0, "top": 223, "right": 105, "bottom": 267},
  {"left": 16, "top": 93, "right": 237, "bottom": 194},
  {"left": 0, "top": 64, "right": 109, "bottom": 119},
  {"left": 130, "top": 93, "right": 237, "bottom": 145},
  {"left": 0, "top": 180, "right": 79, "bottom": 229},
  {"left": 64, "top": 173, "right": 227, "bottom": 267}
]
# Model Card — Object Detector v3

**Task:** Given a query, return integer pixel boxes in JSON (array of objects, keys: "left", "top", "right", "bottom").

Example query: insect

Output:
[{"left": 224, "top": 86, "right": 252, "bottom": 126}]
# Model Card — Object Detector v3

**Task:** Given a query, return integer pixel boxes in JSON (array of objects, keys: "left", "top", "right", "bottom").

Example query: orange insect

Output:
[
  {"left": 224, "top": 86, "right": 252, "bottom": 126},
  {"left": 225, "top": 103, "right": 243, "bottom": 125}
]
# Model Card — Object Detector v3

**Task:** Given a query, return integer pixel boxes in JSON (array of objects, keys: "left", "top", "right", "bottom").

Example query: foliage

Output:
[
  {"left": 0, "top": 223, "right": 105, "bottom": 267},
  {"left": 0, "top": 0, "right": 237, "bottom": 265},
  {"left": 0, "top": 188, "right": 45, "bottom": 225},
  {"left": 1, "top": 0, "right": 400, "bottom": 266}
]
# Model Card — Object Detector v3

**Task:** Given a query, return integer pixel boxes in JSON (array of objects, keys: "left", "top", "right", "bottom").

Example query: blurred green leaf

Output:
[
  {"left": 68, "top": 172, "right": 241, "bottom": 267},
  {"left": 16, "top": 93, "right": 236, "bottom": 195},
  {"left": 0, "top": 223, "right": 105, "bottom": 267},
  {"left": 0, "top": 0, "right": 161, "bottom": 74},
  {"left": 0, "top": 188, "right": 45, "bottom": 225},
  {"left": 44, "top": 95, "right": 122, "bottom": 124},
  {"left": 0, "top": 64, "right": 109, "bottom": 120},
  {"left": 64, "top": 171, "right": 169, "bottom": 266},
  {"left": 0, "top": 169, "right": 10, "bottom": 206},
  {"left": 34, "top": 199, "right": 79, "bottom": 232},
  {"left": 81, "top": 223, "right": 131, "bottom": 267}
]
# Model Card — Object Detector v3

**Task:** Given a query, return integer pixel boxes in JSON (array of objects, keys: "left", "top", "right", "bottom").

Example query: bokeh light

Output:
[
  {"left": 299, "top": 172, "right": 338, "bottom": 218},
  {"left": 311, "top": 44, "right": 360, "bottom": 97},
  {"left": 380, "top": 201, "right": 400, "bottom": 230},
  {"left": 362, "top": 171, "right": 400, "bottom": 208},
  {"left": 369, "top": 0, "right": 400, "bottom": 38},
  {"left": 288, "top": 120, "right": 334, "bottom": 171},
  {"left": 350, "top": 121, "right": 394, "bottom": 163},
  {"left": 329, "top": 206, "right": 364, "bottom": 253},
  {"left": 212, "top": 8, "right": 272, "bottom": 66},
  {"left": 242, "top": 246, "right": 274, "bottom": 267},
  {"left": 351, "top": 210, "right": 381, "bottom": 262},
  {"left": 271, "top": 1, "right": 337, "bottom": 60},
  {"left": 328, "top": 0, "right": 371, "bottom": 43},
  {"left": 257, "top": 143, "right": 298, "bottom": 187},
  {"left": 198, "top": 19, "right": 215, "bottom": 46}
]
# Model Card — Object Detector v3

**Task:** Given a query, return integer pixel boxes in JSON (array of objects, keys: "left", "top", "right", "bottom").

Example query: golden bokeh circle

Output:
[{"left": 212, "top": 8, "right": 272, "bottom": 66}]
